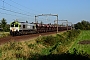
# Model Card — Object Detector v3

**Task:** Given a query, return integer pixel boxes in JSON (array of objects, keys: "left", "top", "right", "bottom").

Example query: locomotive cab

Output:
[{"left": 10, "top": 21, "right": 20, "bottom": 36}]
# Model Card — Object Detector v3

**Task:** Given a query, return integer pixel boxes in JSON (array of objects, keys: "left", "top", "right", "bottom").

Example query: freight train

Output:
[{"left": 10, "top": 21, "right": 71, "bottom": 36}]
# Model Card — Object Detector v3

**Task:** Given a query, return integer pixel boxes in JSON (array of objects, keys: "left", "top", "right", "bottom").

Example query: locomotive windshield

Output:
[
  {"left": 11, "top": 23, "right": 14, "bottom": 27},
  {"left": 10, "top": 22, "right": 19, "bottom": 27},
  {"left": 15, "top": 24, "right": 18, "bottom": 27}
]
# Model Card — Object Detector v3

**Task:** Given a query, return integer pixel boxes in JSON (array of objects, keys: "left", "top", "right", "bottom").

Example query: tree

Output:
[
  {"left": 75, "top": 20, "right": 90, "bottom": 30},
  {"left": 0, "top": 18, "right": 7, "bottom": 31}
]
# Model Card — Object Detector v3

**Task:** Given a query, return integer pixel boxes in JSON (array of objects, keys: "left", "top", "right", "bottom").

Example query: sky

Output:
[{"left": 0, "top": 0, "right": 90, "bottom": 24}]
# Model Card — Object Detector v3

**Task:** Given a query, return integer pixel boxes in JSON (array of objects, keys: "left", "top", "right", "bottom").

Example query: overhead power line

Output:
[
  {"left": 0, "top": 0, "right": 35, "bottom": 17},
  {"left": 0, "top": 0, "right": 46, "bottom": 21},
  {"left": 9, "top": 0, "right": 47, "bottom": 20},
  {"left": 0, "top": 7, "right": 31, "bottom": 16},
  {"left": 0, "top": 12, "right": 19, "bottom": 17},
  {"left": 9, "top": 0, "right": 41, "bottom": 14},
  {"left": 0, "top": 12, "right": 33, "bottom": 20}
]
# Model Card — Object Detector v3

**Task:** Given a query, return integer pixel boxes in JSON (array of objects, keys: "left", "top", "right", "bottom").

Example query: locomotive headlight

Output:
[
  {"left": 12, "top": 28, "right": 15, "bottom": 31},
  {"left": 11, "top": 28, "right": 17, "bottom": 31}
]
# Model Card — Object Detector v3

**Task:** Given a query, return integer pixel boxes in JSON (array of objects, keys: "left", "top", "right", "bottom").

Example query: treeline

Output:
[
  {"left": 0, "top": 18, "right": 10, "bottom": 32},
  {"left": 74, "top": 20, "right": 90, "bottom": 30}
]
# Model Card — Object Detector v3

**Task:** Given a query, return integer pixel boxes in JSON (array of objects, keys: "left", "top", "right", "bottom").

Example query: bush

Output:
[
  {"left": 36, "top": 29, "right": 81, "bottom": 47},
  {"left": 65, "top": 29, "right": 81, "bottom": 41},
  {"left": 36, "top": 35, "right": 61, "bottom": 46},
  {"left": 55, "top": 34, "right": 67, "bottom": 44}
]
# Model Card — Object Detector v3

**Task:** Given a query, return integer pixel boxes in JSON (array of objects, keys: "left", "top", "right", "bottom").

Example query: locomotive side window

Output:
[
  {"left": 33, "top": 26, "right": 35, "bottom": 29},
  {"left": 23, "top": 25, "right": 25, "bottom": 28},
  {"left": 19, "top": 25, "right": 21, "bottom": 27}
]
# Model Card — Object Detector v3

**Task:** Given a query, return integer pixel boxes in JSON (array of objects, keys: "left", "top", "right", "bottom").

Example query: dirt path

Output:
[{"left": 78, "top": 40, "right": 90, "bottom": 44}]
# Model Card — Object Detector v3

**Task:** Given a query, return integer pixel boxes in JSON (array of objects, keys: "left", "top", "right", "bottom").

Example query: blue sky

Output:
[{"left": 0, "top": 0, "right": 90, "bottom": 24}]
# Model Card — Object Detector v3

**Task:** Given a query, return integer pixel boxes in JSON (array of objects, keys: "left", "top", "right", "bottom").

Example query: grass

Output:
[
  {"left": 0, "top": 30, "right": 86, "bottom": 60},
  {"left": 0, "top": 32, "right": 10, "bottom": 38},
  {"left": 0, "top": 40, "right": 45, "bottom": 60},
  {"left": 69, "top": 30, "right": 90, "bottom": 54},
  {"left": 0, "top": 31, "right": 69, "bottom": 60}
]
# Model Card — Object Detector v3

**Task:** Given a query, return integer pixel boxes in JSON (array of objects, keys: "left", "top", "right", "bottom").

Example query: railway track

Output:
[{"left": 0, "top": 31, "right": 64, "bottom": 45}]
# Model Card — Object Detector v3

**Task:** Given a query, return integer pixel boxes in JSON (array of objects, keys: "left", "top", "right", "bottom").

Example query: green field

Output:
[{"left": 69, "top": 30, "right": 90, "bottom": 54}]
